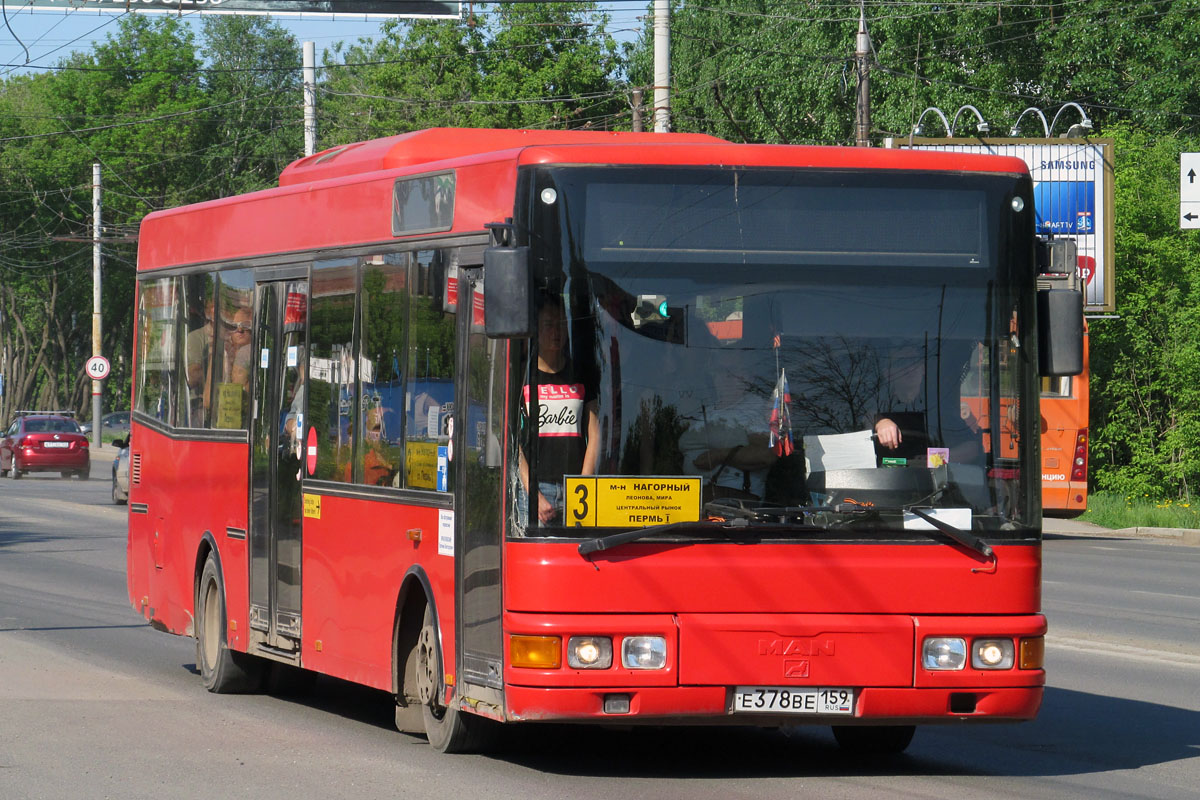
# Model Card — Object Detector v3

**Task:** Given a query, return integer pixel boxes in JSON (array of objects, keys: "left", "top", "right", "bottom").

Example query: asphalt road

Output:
[{"left": 1, "top": 461, "right": 1197, "bottom": 800}]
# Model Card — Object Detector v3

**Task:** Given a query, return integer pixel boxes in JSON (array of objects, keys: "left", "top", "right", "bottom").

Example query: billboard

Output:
[
  {"left": 12, "top": 1, "right": 460, "bottom": 19},
  {"left": 903, "top": 138, "right": 1115, "bottom": 312}
]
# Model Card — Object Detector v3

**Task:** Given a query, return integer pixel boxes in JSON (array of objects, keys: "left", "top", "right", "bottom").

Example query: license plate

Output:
[
  {"left": 43, "top": 442, "right": 70, "bottom": 448},
  {"left": 731, "top": 686, "right": 855, "bottom": 715}
]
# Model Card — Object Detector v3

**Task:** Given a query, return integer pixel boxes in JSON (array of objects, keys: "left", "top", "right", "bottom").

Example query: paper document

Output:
[
  {"left": 803, "top": 429, "right": 877, "bottom": 472},
  {"left": 903, "top": 508, "right": 972, "bottom": 531}
]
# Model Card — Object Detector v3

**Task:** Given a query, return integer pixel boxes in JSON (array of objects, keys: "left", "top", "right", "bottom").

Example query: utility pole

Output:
[
  {"left": 92, "top": 163, "right": 103, "bottom": 447},
  {"left": 632, "top": 88, "right": 644, "bottom": 133},
  {"left": 855, "top": 5, "right": 872, "bottom": 147},
  {"left": 303, "top": 41, "right": 317, "bottom": 157},
  {"left": 653, "top": 0, "right": 670, "bottom": 132}
]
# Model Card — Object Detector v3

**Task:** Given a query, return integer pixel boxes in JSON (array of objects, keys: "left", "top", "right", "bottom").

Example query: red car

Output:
[{"left": 1, "top": 413, "right": 91, "bottom": 480}]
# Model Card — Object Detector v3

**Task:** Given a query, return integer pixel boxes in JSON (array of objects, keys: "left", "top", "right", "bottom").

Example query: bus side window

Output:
[
  {"left": 211, "top": 271, "right": 255, "bottom": 431},
  {"left": 358, "top": 253, "right": 409, "bottom": 488},
  {"left": 405, "top": 249, "right": 457, "bottom": 492},
  {"left": 135, "top": 276, "right": 180, "bottom": 427},
  {"left": 309, "top": 258, "right": 358, "bottom": 482},
  {"left": 180, "top": 273, "right": 217, "bottom": 429}
]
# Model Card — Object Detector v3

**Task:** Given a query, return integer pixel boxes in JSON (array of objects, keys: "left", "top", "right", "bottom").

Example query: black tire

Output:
[
  {"left": 10, "top": 465, "right": 21, "bottom": 480},
  {"left": 416, "top": 605, "right": 497, "bottom": 753},
  {"left": 831, "top": 725, "right": 916, "bottom": 755},
  {"left": 196, "top": 555, "right": 265, "bottom": 693}
]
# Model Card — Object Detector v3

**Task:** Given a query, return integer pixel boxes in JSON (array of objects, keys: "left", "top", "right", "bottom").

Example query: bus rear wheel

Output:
[
  {"left": 831, "top": 724, "right": 916, "bottom": 754},
  {"left": 196, "top": 554, "right": 264, "bottom": 693},
  {"left": 416, "top": 604, "right": 497, "bottom": 753}
]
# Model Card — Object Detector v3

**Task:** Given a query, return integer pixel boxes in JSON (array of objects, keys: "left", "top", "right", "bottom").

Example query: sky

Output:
[{"left": 0, "top": 3, "right": 646, "bottom": 77}]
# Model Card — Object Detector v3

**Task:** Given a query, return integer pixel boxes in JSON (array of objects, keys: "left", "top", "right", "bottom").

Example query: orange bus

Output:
[
  {"left": 126, "top": 128, "right": 1082, "bottom": 755},
  {"left": 1041, "top": 323, "right": 1089, "bottom": 516}
]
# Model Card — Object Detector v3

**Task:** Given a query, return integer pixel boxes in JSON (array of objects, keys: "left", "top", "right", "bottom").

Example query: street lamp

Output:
[
  {"left": 950, "top": 105, "right": 990, "bottom": 137},
  {"left": 1049, "top": 102, "right": 1093, "bottom": 138},
  {"left": 1009, "top": 107, "right": 1050, "bottom": 137},
  {"left": 909, "top": 107, "right": 951, "bottom": 144}
]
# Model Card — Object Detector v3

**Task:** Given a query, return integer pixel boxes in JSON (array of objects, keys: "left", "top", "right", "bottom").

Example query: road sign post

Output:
[
  {"left": 1181, "top": 154, "right": 1200, "bottom": 229},
  {"left": 85, "top": 355, "right": 110, "bottom": 446}
]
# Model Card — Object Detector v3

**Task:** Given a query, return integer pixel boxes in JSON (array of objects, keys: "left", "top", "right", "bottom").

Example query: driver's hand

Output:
[
  {"left": 537, "top": 491, "right": 557, "bottom": 523},
  {"left": 875, "top": 418, "right": 902, "bottom": 449}
]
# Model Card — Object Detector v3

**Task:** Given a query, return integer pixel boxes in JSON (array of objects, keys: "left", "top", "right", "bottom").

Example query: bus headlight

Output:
[
  {"left": 972, "top": 639, "right": 1015, "bottom": 670},
  {"left": 922, "top": 637, "right": 967, "bottom": 670},
  {"left": 567, "top": 636, "right": 612, "bottom": 669},
  {"left": 621, "top": 636, "right": 667, "bottom": 670}
]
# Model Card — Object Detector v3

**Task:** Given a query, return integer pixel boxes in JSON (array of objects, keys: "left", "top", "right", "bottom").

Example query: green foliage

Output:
[
  {"left": 1089, "top": 126, "right": 1200, "bottom": 501},
  {"left": 319, "top": 2, "right": 626, "bottom": 144},
  {"left": 663, "top": 1, "right": 1200, "bottom": 143},
  {"left": 0, "top": 15, "right": 302, "bottom": 420}
]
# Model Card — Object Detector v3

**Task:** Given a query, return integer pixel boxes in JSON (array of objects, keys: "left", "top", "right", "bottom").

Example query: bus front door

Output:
[
  {"left": 248, "top": 278, "right": 309, "bottom": 658},
  {"left": 452, "top": 269, "right": 506, "bottom": 711}
]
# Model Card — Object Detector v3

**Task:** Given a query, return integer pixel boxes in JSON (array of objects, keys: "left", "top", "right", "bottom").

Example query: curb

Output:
[{"left": 1113, "top": 526, "right": 1200, "bottom": 546}]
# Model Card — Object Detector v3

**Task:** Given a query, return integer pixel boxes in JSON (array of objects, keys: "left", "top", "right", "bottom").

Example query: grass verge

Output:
[{"left": 1079, "top": 491, "right": 1200, "bottom": 530}]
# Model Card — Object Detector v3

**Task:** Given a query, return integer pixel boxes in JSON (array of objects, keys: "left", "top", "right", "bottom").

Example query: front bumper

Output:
[{"left": 504, "top": 684, "right": 1043, "bottom": 725}]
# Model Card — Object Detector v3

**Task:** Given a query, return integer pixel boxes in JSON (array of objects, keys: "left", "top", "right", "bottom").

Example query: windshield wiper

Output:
[
  {"left": 576, "top": 504, "right": 870, "bottom": 557},
  {"left": 901, "top": 506, "right": 996, "bottom": 568},
  {"left": 578, "top": 520, "right": 743, "bottom": 556}
]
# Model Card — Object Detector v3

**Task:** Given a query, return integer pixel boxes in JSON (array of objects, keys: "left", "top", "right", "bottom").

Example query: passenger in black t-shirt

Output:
[{"left": 519, "top": 296, "right": 600, "bottom": 524}]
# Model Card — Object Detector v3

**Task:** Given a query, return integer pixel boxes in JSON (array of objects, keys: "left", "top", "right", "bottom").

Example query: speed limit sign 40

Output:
[{"left": 85, "top": 355, "right": 111, "bottom": 380}]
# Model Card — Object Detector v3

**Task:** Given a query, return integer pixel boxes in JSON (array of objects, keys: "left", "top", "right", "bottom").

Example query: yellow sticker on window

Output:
[
  {"left": 564, "top": 476, "right": 702, "bottom": 528},
  {"left": 302, "top": 493, "right": 321, "bottom": 519}
]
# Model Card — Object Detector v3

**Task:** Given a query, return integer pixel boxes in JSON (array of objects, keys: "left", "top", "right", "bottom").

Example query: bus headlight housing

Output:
[
  {"left": 922, "top": 637, "right": 967, "bottom": 670},
  {"left": 567, "top": 636, "right": 612, "bottom": 669},
  {"left": 621, "top": 636, "right": 667, "bottom": 670},
  {"left": 972, "top": 639, "right": 1015, "bottom": 670}
]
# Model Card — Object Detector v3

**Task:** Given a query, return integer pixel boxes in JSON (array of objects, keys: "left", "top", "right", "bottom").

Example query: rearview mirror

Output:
[
  {"left": 1037, "top": 288, "right": 1083, "bottom": 376},
  {"left": 483, "top": 246, "right": 532, "bottom": 338}
]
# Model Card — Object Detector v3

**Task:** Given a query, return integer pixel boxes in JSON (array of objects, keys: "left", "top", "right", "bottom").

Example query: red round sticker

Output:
[{"left": 306, "top": 425, "right": 318, "bottom": 476}]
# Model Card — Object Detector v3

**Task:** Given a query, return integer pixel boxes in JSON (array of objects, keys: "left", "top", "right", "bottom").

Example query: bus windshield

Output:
[{"left": 515, "top": 165, "right": 1038, "bottom": 539}]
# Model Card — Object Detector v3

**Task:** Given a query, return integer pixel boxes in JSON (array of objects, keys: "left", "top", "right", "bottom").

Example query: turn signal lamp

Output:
[
  {"left": 1019, "top": 637, "right": 1045, "bottom": 670},
  {"left": 509, "top": 635, "right": 561, "bottom": 669},
  {"left": 922, "top": 637, "right": 967, "bottom": 670}
]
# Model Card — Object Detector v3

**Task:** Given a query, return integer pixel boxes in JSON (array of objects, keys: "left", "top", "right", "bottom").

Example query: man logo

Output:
[{"left": 784, "top": 660, "right": 810, "bottom": 678}]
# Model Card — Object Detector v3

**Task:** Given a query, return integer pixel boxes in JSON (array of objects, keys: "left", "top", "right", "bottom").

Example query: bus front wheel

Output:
[
  {"left": 416, "top": 604, "right": 496, "bottom": 753},
  {"left": 196, "top": 554, "right": 264, "bottom": 693}
]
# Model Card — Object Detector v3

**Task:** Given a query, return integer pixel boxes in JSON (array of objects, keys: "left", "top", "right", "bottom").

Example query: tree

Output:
[
  {"left": 198, "top": 15, "right": 304, "bottom": 197},
  {"left": 1089, "top": 126, "right": 1200, "bottom": 500},
  {"left": 319, "top": 3, "right": 627, "bottom": 146},
  {"left": 655, "top": 1, "right": 1200, "bottom": 144}
]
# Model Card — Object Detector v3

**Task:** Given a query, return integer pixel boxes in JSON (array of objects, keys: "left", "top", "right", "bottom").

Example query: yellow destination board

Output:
[{"left": 564, "top": 476, "right": 702, "bottom": 528}]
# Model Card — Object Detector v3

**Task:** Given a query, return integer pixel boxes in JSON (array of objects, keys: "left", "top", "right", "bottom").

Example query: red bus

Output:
[
  {"left": 1041, "top": 322, "right": 1089, "bottom": 516},
  {"left": 127, "top": 128, "right": 1080, "bottom": 755}
]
